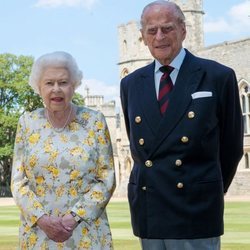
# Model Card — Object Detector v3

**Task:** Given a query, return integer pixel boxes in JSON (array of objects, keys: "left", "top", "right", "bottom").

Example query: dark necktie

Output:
[{"left": 158, "top": 65, "right": 174, "bottom": 114}]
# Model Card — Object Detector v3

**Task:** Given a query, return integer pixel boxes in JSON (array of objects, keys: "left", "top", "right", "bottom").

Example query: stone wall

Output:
[
  {"left": 227, "top": 170, "right": 250, "bottom": 196},
  {"left": 113, "top": 0, "right": 250, "bottom": 198},
  {"left": 197, "top": 38, "right": 250, "bottom": 82}
]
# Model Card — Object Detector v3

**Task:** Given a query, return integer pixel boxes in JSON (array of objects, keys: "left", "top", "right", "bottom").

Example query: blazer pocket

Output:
[
  {"left": 128, "top": 182, "right": 137, "bottom": 206},
  {"left": 191, "top": 91, "right": 212, "bottom": 99}
]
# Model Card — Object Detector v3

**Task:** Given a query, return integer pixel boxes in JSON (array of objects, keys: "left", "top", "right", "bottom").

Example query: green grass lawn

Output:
[{"left": 0, "top": 201, "right": 249, "bottom": 250}]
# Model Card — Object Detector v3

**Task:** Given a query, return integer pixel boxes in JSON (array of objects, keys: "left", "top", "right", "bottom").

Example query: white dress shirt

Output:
[{"left": 154, "top": 48, "right": 186, "bottom": 98}]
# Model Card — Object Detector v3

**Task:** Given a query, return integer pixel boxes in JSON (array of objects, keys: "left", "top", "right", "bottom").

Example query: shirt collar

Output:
[{"left": 154, "top": 48, "right": 186, "bottom": 73}]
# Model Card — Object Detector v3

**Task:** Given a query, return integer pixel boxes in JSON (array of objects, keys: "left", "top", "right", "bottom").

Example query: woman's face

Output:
[{"left": 39, "top": 67, "right": 75, "bottom": 112}]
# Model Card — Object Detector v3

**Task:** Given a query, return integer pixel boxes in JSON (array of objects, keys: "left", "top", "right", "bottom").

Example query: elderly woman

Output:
[{"left": 11, "top": 51, "right": 116, "bottom": 249}]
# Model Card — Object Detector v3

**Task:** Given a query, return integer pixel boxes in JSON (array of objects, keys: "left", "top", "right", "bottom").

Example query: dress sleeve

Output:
[
  {"left": 71, "top": 111, "right": 116, "bottom": 223},
  {"left": 11, "top": 113, "right": 46, "bottom": 227}
]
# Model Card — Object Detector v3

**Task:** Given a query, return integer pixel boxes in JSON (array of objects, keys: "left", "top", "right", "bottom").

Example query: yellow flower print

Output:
[
  {"left": 88, "top": 130, "right": 95, "bottom": 138},
  {"left": 15, "top": 135, "right": 22, "bottom": 143},
  {"left": 47, "top": 166, "right": 60, "bottom": 178},
  {"left": 97, "top": 168, "right": 108, "bottom": 179},
  {"left": 44, "top": 139, "right": 52, "bottom": 153},
  {"left": 95, "top": 121, "right": 104, "bottom": 130},
  {"left": 82, "top": 112, "right": 90, "bottom": 120},
  {"left": 18, "top": 164, "right": 24, "bottom": 173},
  {"left": 77, "top": 208, "right": 86, "bottom": 217},
  {"left": 33, "top": 201, "right": 42, "bottom": 209},
  {"left": 25, "top": 168, "right": 32, "bottom": 179},
  {"left": 35, "top": 176, "right": 45, "bottom": 185},
  {"left": 29, "top": 232, "right": 38, "bottom": 247},
  {"left": 21, "top": 240, "right": 27, "bottom": 250},
  {"left": 70, "top": 170, "right": 80, "bottom": 180},
  {"left": 28, "top": 192, "right": 34, "bottom": 199},
  {"left": 82, "top": 227, "right": 89, "bottom": 236},
  {"left": 49, "top": 151, "right": 59, "bottom": 162},
  {"left": 94, "top": 218, "right": 101, "bottom": 227},
  {"left": 52, "top": 168, "right": 59, "bottom": 178},
  {"left": 41, "top": 242, "right": 48, "bottom": 250},
  {"left": 90, "top": 191, "right": 104, "bottom": 201},
  {"left": 82, "top": 153, "right": 89, "bottom": 162},
  {"left": 32, "top": 113, "right": 39, "bottom": 120},
  {"left": 84, "top": 138, "right": 94, "bottom": 146},
  {"left": 97, "top": 156, "right": 104, "bottom": 165},
  {"left": 24, "top": 225, "right": 31, "bottom": 233},
  {"left": 69, "top": 187, "right": 77, "bottom": 197},
  {"left": 79, "top": 239, "right": 91, "bottom": 249},
  {"left": 20, "top": 186, "right": 29, "bottom": 195},
  {"left": 30, "top": 216, "right": 37, "bottom": 225},
  {"left": 60, "top": 134, "right": 68, "bottom": 143},
  {"left": 70, "top": 147, "right": 83, "bottom": 155},
  {"left": 105, "top": 129, "right": 111, "bottom": 140},
  {"left": 56, "top": 185, "right": 65, "bottom": 197},
  {"left": 69, "top": 122, "right": 79, "bottom": 131},
  {"left": 45, "top": 121, "right": 51, "bottom": 129},
  {"left": 77, "top": 179, "right": 83, "bottom": 187},
  {"left": 56, "top": 242, "right": 64, "bottom": 250},
  {"left": 25, "top": 127, "right": 30, "bottom": 135},
  {"left": 54, "top": 208, "right": 60, "bottom": 217},
  {"left": 109, "top": 156, "right": 114, "bottom": 166},
  {"left": 29, "top": 133, "right": 40, "bottom": 144},
  {"left": 29, "top": 155, "right": 37, "bottom": 168},
  {"left": 101, "top": 236, "right": 108, "bottom": 247},
  {"left": 97, "top": 135, "right": 105, "bottom": 145},
  {"left": 36, "top": 185, "right": 45, "bottom": 197}
]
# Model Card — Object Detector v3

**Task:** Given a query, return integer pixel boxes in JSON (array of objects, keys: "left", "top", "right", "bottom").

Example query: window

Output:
[{"left": 239, "top": 80, "right": 250, "bottom": 135}]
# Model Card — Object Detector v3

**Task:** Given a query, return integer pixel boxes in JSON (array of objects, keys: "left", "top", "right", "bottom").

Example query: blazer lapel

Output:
[
  {"left": 136, "top": 63, "right": 162, "bottom": 135},
  {"left": 148, "top": 50, "right": 206, "bottom": 157}
]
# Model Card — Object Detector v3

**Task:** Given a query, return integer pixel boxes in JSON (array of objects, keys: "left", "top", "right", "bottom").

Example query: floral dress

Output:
[{"left": 11, "top": 106, "right": 116, "bottom": 250}]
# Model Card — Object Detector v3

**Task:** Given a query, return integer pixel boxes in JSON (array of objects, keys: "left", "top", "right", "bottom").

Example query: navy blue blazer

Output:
[{"left": 120, "top": 49, "right": 243, "bottom": 239}]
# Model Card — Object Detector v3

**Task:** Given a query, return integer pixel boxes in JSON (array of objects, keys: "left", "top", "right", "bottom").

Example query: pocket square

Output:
[{"left": 191, "top": 91, "right": 212, "bottom": 99}]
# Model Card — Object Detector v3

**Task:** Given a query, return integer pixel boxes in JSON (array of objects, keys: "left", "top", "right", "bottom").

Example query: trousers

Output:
[{"left": 140, "top": 237, "right": 220, "bottom": 250}]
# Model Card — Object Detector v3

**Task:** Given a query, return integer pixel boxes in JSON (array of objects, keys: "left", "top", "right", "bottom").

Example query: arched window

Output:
[
  {"left": 239, "top": 80, "right": 250, "bottom": 135},
  {"left": 125, "top": 157, "right": 131, "bottom": 176},
  {"left": 242, "top": 95, "right": 246, "bottom": 113},
  {"left": 245, "top": 153, "right": 249, "bottom": 169},
  {"left": 123, "top": 40, "right": 127, "bottom": 54},
  {"left": 121, "top": 68, "right": 129, "bottom": 78}
]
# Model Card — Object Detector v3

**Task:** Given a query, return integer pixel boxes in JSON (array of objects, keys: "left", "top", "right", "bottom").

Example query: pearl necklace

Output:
[{"left": 46, "top": 105, "right": 73, "bottom": 133}]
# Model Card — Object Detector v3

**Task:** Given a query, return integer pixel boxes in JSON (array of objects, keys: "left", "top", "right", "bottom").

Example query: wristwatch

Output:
[{"left": 70, "top": 211, "right": 82, "bottom": 224}]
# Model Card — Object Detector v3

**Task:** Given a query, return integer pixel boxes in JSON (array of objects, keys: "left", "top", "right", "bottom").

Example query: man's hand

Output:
[{"left": 37, "top": 215, "right": 72, "bottom": 242}]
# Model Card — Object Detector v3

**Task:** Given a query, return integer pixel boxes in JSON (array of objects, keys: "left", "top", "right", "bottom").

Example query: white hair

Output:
[
  {"left": 29, "top": 51, "right": 83, "bottom": 94},
  {"left": 140, "top": 1, "right": 186, "bottom": 28}
]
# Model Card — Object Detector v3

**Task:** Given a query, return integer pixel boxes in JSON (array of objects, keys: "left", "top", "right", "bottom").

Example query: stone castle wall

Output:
[
  {"left": 115, "top": 0, "right": 250, "bottom": 197},
  {"left": 197, "top": 38, "right": 250, "bottom": 82},
  {"left": 86, "top": 0, "right": 250, "bottom": 197}
]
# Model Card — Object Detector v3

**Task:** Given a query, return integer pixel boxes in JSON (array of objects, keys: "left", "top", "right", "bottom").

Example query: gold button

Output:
[
  {"left": 188, "top": 111, "right": 195, "bottom": 119},
  {"left": 181, "top": 136, "right": 189, "bottom": 143},
  {"left": 142, "top": 186, "right": 147, "bottom": 191},
  {"left": 135, "top": 116, "right": 142, "bottom": 123},
  {"left": 139, "top": 138, "right": 144, "bottom": 145},
  {"left": 175, "top": 159, "right": 182, "bottom": 167},
  {"left": 177, "top": 182, "right": 184, "bottom": 189},
  {"left": 145, "top": 160, "right": 153, "bottom": 168}
]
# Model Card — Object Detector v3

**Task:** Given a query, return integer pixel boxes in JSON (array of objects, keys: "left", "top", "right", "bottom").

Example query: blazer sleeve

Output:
[{"left": 219, "top": 69, "right": 243, "bottom": 193}]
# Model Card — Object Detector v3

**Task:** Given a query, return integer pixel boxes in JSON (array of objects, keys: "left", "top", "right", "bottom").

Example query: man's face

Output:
[{"left": 141, "top": 4, "right": 186, "bottom": 65}]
